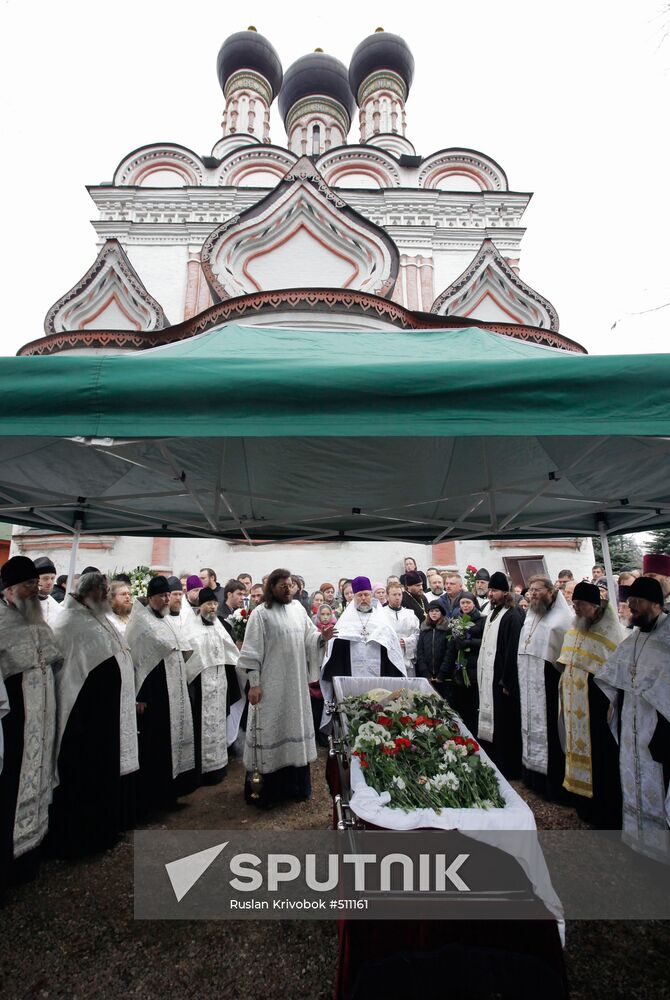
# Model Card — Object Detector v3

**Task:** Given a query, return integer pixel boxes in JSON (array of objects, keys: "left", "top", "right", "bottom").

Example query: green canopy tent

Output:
[{"left": 1, "top": 323, "right": 669, "bottom": 590}]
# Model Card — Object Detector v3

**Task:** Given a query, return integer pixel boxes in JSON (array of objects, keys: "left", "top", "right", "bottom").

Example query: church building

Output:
[{"left": 14, "top": 27, "right": 594, "bottom": 585}]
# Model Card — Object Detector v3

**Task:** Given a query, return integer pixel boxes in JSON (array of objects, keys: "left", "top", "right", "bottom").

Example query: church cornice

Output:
[{"left": 20, "top": 287, "right": 585, "bottom": 356}]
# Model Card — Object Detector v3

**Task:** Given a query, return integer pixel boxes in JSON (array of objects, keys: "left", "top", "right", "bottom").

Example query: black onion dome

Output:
[
  {"left": 216, "top": 29, "right": 283, "bottom": 100},
  {"left": 278, "top": 52, "right": 356, "bottom": 124},
  {"left": 349, "top": 30, "right": 414, "bottom": 101}
]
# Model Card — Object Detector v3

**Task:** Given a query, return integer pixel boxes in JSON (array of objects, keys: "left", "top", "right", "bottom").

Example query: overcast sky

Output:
[{"left": 2, "top": 0, "right": 669, "bottom": 357}]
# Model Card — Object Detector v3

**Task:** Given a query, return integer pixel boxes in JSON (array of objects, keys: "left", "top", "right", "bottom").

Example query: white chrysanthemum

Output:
[
  {"left": 444, "top": 772, "right": 460, "bottom": 790},
  {"left": 415, "top": 724, "right": 431, "bottom": 734},
  {"left": 442, "top": 750, "right": 457, "bottom": 764}
]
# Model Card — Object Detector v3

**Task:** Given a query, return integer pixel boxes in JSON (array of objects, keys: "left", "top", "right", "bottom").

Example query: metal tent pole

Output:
[
  {"left": 66, "top": 519, "right": 83, "bottom": 594},
  {"left": 597, "top": 519, "right": 617, "bottom": 602}
]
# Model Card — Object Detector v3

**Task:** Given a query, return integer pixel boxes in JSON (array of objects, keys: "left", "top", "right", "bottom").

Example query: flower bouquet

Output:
[
  {"left": 449, "top": 613, "right": 475, "bottom": 687},
  {"left": 128, "top": 565, "right": 157, "bottom": 599},
  {"left": 464, "top": 564, "right": 478, "bottom": 592},
  {"left": 230, "top": 606, "right": 251, "bottom": 643},
  {"left": 338, "top": 688, "right": 504, "bottom": 812}
]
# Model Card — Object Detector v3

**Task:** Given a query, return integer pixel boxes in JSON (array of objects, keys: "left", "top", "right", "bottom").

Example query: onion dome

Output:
[
  {"left": 278, "top": 51, "right": 356, "bottom": 126},
  {"left": 349, "top": 29, "right": 414, "bottom": 102},
  {"left": 216, "top": 27, "right": 283, "bottom": 100}
]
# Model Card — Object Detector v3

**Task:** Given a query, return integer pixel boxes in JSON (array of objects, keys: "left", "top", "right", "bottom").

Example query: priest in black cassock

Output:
[
  {"left": 321, "top": 576, "right": 406, "bottom": 705},
  {"left": 126, "top": 576, "right": 197, "bottom": 815},
  {"left": 0, "top": 556, "right": 61, "bottom": 892},
  {"left": 49, "top": 572, "right": 139, "bottom": 857},
  {"left": 476, "top": 571, "right": 524, "bottom": 779}
]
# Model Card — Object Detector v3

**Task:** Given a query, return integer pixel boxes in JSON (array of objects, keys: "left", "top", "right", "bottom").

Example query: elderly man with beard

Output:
[
  {"left": 127, "top": 576, "right": 196, "bottom": 815},
  {"left": 49, "top": 573, "right": 139, "bottom": 857},
  {"left": 322, "top": 576, "right": 405, "bottom": 705},
  {"left": 517, "top": 576, "right": 573, "bottom": 800},
  {"left": 476, "top": 572, "right": 525, "bottom": 779},
  {"left": 182, "top": 587, "right": 243, "bottom": 784},
  {"left": 33, "top": 556, "right": 64, "bottom": 627},
  {"left": 0, "top": 557, "right": 62, "bottom": 892},
  {"left": 474, "top": 569, "right": 491, "bottom": 614},
  {"left": 238, "top": 569, "right": 336, "bottom": 808},
  {"left": 594, "top": 577, "right": 670, "bottom": 860},
  {"left": 557, "top": 582, "right": 625, "bottom": 827},
  {"left": 379, "top": 582, "right": 420, "bottom": 675}
]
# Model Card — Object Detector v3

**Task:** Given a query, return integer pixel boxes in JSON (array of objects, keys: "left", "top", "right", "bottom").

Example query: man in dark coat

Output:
[
  {"left": 401, "top": 570, "right": 430, "bottom": 623},
  {"left": 476, "top": 572, "right": 524, "bottom": 779}
]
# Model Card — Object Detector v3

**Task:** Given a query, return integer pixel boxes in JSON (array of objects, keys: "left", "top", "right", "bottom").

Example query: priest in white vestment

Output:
[
  {"left": 596, "top": 577, "right": 670, "bottom": 862},
  {"left": 379, "top": 582, "right": 420, "bottom": 676},
  {"left": 50, "top": 573, "right": 140, "bottom": 856},
  {"left": 0, "top": 557, "right": 61, "bottom": 892},
  {"left": 517, "top": 576, "right": 573, "bottom": 800},
  {"left": 182, "top": 587, "right": 242, "bottom": 784},
  {"left": 34, "top": 556, "right": 64, "bottom": 628},
  {"left": 237, "top": 568, "right": 335, "bottom": 808},
  {"left": 321, "top": 576, "right": 406, "bottom": 709},
  {"left": 126, "top": 576, "right": 197, "bottom": 814}
]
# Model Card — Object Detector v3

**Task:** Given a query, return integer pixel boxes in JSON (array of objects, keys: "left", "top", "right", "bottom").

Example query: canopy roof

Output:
[{"left": 1, "top": 323, "right": 669, "bottom": 544}]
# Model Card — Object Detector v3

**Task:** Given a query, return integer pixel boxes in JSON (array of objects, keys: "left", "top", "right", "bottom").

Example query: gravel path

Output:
[{"left": 0, "top": 751, "right": 668, "bottom": 1000}]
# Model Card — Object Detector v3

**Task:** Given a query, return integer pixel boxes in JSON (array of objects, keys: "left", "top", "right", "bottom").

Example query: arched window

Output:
[{"left": 311, "top": 124, "right": 321, "bottom": 155}]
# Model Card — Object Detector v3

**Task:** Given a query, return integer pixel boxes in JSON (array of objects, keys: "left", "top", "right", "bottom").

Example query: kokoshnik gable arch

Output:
[{"left": 200, "top": 157, "right": 399, "bottom": 300}]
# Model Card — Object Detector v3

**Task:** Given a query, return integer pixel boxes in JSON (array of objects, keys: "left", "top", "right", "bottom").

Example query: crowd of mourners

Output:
[{"left": 0, "top": 549, "right": 668, "bottom": 899}]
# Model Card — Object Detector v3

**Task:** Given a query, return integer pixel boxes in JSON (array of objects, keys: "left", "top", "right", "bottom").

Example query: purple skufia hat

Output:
[
  {"left": 351, "top": 575, "right": 372, "bottom": 593},
  {"left": 186, "top": 575, "right": 202, "bottom": 590}
]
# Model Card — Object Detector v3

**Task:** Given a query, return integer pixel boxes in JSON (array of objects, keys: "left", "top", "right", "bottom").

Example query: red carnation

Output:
[
  {"left": 399, "top": 715, "right": 412, "bottom": 724},
  {"left": 466, "top": 738, "right": 480, "bottom": 753},
  {"left": 467, "top": 564, "right": 477, "bottom": 572},
  {"left": 381, "top": 745, "right": 399, "bottom": 755},
  {"left": 394, "top": 737, "right": 412, "bottom": 749},
  {"left": 376, "top": 715, "right": 393, "bottom": 727}
]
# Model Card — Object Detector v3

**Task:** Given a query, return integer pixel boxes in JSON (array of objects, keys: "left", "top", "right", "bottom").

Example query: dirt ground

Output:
[{"left": 0, "top": 750, "right": 668, "bottom": 1000}]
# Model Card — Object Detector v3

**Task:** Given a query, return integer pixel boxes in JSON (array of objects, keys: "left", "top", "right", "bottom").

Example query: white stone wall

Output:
[
  {"left": 10, "top": 531, "right": 594, "bottom": 594},
  {"left": 123, "top": 244, "right": 189, "bottom": 325}
]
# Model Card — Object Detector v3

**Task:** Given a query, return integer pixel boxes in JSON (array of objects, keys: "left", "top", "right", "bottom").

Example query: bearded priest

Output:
[
  {"left": 321, "top": 576, "right": 406, "bottom": 704},
  {"left": 517, "top": 575, "right": 573, "bottom": 800},
  {"left": 183, "top": 587, "right": 242, "bottom": 784},
  {"left": 238, "top": 569, "right": 336, "bottom": 808},
  {"left": 476, "top": 571, "right": 525, "bottom": 779},
  {"left": 557, "top": 581, "right": 625, "bottom": 827},
  {"left": 596, "top": 576, "right": 669, "bottom": 859},
  {"left": 126, "top": 575, "right": 197, "bottom": 814},
  {"left": 0, "top": 557, "right": 62, "bottom": 892},
  {"left": 48, "top": 573, "right": 139, "bottom": 856}
]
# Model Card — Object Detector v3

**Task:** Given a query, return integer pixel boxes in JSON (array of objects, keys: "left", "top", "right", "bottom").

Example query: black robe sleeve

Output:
[
  {"left": 498, "top": 608, "right": 523, "bottom": 694},
  {"left": 648, "top": 711, "right": 670, "bottom": 792}
]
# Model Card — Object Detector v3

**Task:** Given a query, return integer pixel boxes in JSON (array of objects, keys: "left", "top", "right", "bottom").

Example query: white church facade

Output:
[{"left": 13, "top": 27, "right": 594, "bottom": 587}]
